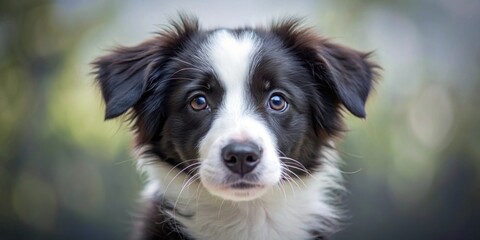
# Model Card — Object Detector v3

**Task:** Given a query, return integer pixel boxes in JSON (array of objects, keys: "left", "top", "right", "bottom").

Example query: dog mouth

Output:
[
  {"left": 200, "top": 175, "right": 271, "bottom": 201},
  {"left": 228, "top": 181, "right": 264, "bottom": 190},
  {"left": 216, "top": 180, "right": 267, "bottom": 200}
]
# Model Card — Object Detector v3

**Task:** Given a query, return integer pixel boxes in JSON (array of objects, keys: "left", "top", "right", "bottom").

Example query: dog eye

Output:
[
  {"left": 268, "top": 94, "right": 288, "bottom": 111},
  {"left": 190, "top": 95, "right": 208, "bottom": 111}
]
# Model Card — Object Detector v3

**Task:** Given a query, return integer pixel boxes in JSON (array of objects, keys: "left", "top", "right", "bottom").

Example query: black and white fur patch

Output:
[{"left": 93, "top": 15, "right": 378, "bottom": 240}]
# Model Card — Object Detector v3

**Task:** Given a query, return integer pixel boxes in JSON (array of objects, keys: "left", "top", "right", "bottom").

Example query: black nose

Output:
[{"left": 222, "top": 142, "right": 262, "bottom": 177}]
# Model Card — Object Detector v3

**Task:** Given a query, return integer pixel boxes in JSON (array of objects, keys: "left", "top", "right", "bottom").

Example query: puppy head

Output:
[{"left": 92, "top": 15, "right": 377, "bottom": 201}]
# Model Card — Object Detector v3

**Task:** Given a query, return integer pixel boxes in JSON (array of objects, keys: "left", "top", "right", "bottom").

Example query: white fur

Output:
[
  {"left": 137, "top": 145, "right": 343, "bottom": 240},
  {"left": 197, "top": 30, "right": 282, "bottom": 201},
  {"left": 134, "top": 31, "right": 344, "bottom": 240}
]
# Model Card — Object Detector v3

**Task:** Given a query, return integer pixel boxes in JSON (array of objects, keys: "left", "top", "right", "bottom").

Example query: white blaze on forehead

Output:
[
  {"left": 206, "top": 30, "right": 260, "bottom": 115},
  {"left": 199, "top": 31, "right": 281, "bottom": 202}
]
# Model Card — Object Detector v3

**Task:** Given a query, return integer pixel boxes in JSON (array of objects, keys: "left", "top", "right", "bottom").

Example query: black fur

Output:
[
  {"left": 133, "top": 196, "right": 191, "bottom": 240},
  {"left": 92, "top": 15, "right": 378, "bottom": 240}
]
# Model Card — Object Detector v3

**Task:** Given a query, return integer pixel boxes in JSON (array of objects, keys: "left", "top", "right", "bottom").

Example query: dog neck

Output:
[{"left": 137, "top": 146, "right": 343, "bottom": 240}]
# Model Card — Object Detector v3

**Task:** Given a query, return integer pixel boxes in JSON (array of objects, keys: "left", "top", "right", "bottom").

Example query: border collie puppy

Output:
[{"left": 93, "top": 15, "right": 378, "bottom": 240}]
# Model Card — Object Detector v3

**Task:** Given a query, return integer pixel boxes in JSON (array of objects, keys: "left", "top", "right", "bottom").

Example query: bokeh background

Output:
[{"left": 1, "top": 0, "right": 479, "bottom": 239}]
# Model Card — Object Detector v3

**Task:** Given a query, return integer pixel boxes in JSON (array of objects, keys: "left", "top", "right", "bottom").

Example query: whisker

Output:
[
  {"left": 183, "top": 172, "right": 201, "bottom": 207},
  {"left": 282, "top": 169, "right": 300, "bottom": 189},
  {"left": 278, "top": 155, "right": 318, "bottom": 180},
  {"left": 274, "top": 184, "right": 287, "bottom": 201},
  {"left": 217, "top": 199, "right": 226, "bottom": 219},
  {"left": 340, "top": 168, "right": 363, "bottom": 174},
  {"left": 163, "top": 162, "right": 201, "bottom": 195},
  {"left": 280, "top": 170, "right": 298, "bottom": 193},
  {"left": 281, "top": 165, "right": 307, "bottom": 187},
  {"left": 164, "top": 159, "right": 201, "bottom": 179},
  {"left": 282, "top": 163, "right": 317, "bottom": 180},
  {"left": 113, "top": 159, "right": 134, "bottom": 166},
  {"left": 278, "top": 156, "right": 309, "bottom": 171},
  {"left": 194, "top": 179, "right": 203, "bottom": 214},
  {"left": 173, "top": 174, "right": 200, "bottom": 218}
]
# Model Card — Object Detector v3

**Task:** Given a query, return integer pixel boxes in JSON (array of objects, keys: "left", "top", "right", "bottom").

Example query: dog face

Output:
[{"left": 93, "top": 16, "right": 376, "bottom": 201}]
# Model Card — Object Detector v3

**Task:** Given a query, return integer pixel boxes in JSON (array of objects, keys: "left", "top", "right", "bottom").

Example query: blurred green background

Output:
[{"left": 1, "top": 0, "right": 479, "bottom": 239}]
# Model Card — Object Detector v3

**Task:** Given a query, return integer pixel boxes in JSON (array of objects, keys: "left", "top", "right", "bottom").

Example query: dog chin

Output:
[{"left": 201, "top": 178, "right": 276, "bottom": 201}]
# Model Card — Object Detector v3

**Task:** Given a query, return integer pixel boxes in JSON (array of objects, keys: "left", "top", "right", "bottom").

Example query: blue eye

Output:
[
  {"left": 190, "top": 95, "right": 208, "bottom": 111},
  {"left": 268, "top": 94, "right": 288, "bottom": 111}
]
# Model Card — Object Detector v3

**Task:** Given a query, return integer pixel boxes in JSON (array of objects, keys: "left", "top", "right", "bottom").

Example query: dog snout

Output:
[{"left": 222, "top": 141, "right": 262, "bottom": 177}]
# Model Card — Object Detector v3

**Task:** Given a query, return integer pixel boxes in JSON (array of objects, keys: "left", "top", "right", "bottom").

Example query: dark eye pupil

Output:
[
  {"left": 272, "top": 96, "right": 283, "bottom": 105},
  {"left": 269, "top": 95, "right": 286, "bottom": 111},
  {"left": 195, "top": 97, "right": 205, "bottom": 106},
  {"left": 271, "top": 96, "right": 282, "bottom": 106},
  {"left": 191, "top": 96, "right": 207, "bottom": 110}
]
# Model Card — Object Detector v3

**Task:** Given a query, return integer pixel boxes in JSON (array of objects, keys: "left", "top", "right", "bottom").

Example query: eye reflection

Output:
[
  {"left": 268, "top": 95, "right": 287, "bottom": 111},
  {"left": 190, "top": 95, "right": 208, "bottom": 111}
]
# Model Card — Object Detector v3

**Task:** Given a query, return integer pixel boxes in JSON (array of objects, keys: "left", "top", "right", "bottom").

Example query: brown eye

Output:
[
  {"left": 268, "top": 95, "right": 288, "bottom": 111},
  {"left": 190, "top": 95, "right": 208, "bottom": 111}
]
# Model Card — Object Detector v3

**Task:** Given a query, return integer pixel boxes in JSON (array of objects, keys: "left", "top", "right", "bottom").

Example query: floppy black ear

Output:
[
  {"left": 93, "top": 15, "right": 200, "bottom": 121},
  {"left": 92, "top": 43, "right": 154, "bottom": 120},
  {"left": 316, "top": 42, "right": 377, "bottom": 118},
  {"left": 270, "top": 18, "right": 377, "bottom": 119}
]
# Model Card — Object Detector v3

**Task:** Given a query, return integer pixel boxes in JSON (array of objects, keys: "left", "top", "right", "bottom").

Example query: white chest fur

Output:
[{"left": 138, "top": 147, "right": 343, "bottom": 240}]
